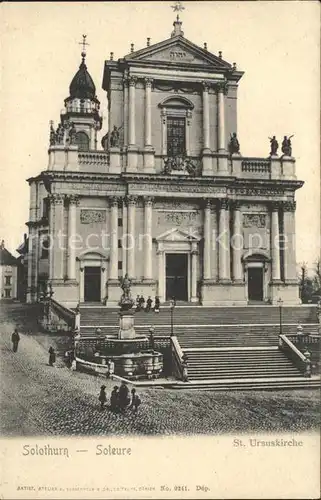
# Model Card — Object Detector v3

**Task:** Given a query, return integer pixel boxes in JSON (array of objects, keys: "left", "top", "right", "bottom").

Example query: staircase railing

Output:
[
  {"left": 40, "top": 298, "right": 80, "bottom": 333},
  {"left": 279, "top": 334, "right": 311, "bottom": 377},
  {"left": 171, "top": 336, "right": 188, "bottom": 381}
]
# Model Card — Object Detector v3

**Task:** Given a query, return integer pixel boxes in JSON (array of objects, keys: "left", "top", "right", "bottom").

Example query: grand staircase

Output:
[{"left": 78, "top": 305, "right": 319, "bottom": 390}]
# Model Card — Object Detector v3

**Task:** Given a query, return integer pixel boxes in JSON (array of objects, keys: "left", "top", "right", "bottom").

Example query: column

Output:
[
  {"left": 144, "top": 197, "right": 153, "bottom": 280},
  {"left": 161, "top": 109, "right": 167, "bottom": 156},
  {"left": 128, "top": 76, "right": 136, "bottom": 146},
  {"left": 203, "top": 199, "right": 211, "bottom": 280},
  {"left": 217, "top": 83, "right": 226, "bottom": 152},
  {"left": 232, "top": 201, "right": 243, "bottom": 281},
  {"left": 109, "top": 197, "right": 119, "bottom": 280},
  {"left": 283, "top": 201, "right": 297, "bottom": 281},
  {"left": 127, "top": 196, "right": 137, "bottom": 278},
  {"left": 157, "top": 250, "right": 165, "bottom": 301},
  {"left": 122, "top": 199, "right": 127, "bottom": 277},
  {"left": 191, "top": 247, "right": 198, "bottom": 302},
  {"left": 185, "top": 110, "right": 191, "bottom": 156},
  {"left": 67, "top": 195, "right": 79, "bottom": 281},
  {"left": 144, "top": 78, "right": 152, "bottom": 147},
  {"left": 123, "top": 78, "right": 129, "bottom": 146},
  {"left": 271, "top": 202, "right": 281, "bottom": 281},
  {"left": 202, "top": 82, "right": 210, "bottom": 150},
  {"left": 218, "top": 199, "right": 230, "bottom": 281},
  {"left": 49, "top": 194, "right": 65, "bottom": 281}
]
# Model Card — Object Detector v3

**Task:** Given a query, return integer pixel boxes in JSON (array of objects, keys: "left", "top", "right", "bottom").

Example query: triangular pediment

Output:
[
  {"left": 156, "top": 227, "right": 201, "bottom": 242},
  {"left": 124, "top": 35, "right": 231, "bottom": 69}
]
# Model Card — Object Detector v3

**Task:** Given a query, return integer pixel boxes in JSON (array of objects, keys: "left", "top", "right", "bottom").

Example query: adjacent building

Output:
[
  {"left": 25, "top": 17, "right": 302, "bottom": 307},
  {"left": 0, "top": 241, "right": 19, "bottom": 300}
]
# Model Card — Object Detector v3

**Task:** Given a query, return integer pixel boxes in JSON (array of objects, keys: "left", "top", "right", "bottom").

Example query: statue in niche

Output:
[
  {"left": 281, "top": 135, "right": 293, "bottom": 156},
  {"left": 185, "top": 158, "right": 198, "bottom": 177},
  {"left": 56, "top": 123, "right": 64, "bottom": 144},
  {"left": 68, "top": 122, "right": 77, "bottom": 145},
  {"left": 269, "top": 136, "right": 279, "bottom": 156},
  {"left": 229, "top": 133, "right": 240, "bottom": 154},
  {"left": 110, "top": 125, "right": 120, "bottom": 147}
]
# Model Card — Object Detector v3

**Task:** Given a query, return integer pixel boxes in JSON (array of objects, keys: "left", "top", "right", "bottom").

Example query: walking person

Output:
[
  {"left": 11, "top": 328, "right": 20, "bottom": 353},
  {"left": 129, "top": 388, "right": 141, "bottom": 414},
  {"left": 48, "top": 346, "right": 56, "bottom": 366},
  {"left": 98, "top": 385, "right": 107, "bottom": 410}
]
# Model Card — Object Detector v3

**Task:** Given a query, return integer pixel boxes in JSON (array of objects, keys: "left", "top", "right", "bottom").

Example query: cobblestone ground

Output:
[{"left": 0, "top": 303, "right": 319, "bottom": 436}]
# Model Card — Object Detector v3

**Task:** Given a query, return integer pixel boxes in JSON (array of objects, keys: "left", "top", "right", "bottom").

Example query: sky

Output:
[{"left": 1, "top": 1, "right": 320, "bottom": 271}]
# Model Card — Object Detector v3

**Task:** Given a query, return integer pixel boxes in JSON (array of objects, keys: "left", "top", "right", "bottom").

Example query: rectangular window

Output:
[
  {"left": 5, "top": 289, "right": 11, "bottom": 298},
  {"left": 41, "top": 236, "right": 49, "bottom": 259},
  {"left": 42, "top": 198, "right": 49, "bottom": 218},
  {"left": 5, "top": 276, "right": 11, "bottom": 286},
  {"left": 118, "top": 239, "right": 122, "bottom": 249},
  {"left": 118, "top": 261, "right": 122, "bottom": 270},
  {"left": 167, "top": 117, "right": 186, "bottom": 157},
  {"left": 118, "top": 217, "right": 123, "bottom": 227}
]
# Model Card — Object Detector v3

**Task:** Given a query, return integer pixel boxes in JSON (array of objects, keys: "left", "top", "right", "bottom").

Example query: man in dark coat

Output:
[
  {"left": 118, "top": 381, "right": 130, "bottom": 411},
  {"left": 11, "top": 328, "right": 20, "bottom": 352},
  {"left": 48, "top": 346, "right": 56, "bottom": 366}
]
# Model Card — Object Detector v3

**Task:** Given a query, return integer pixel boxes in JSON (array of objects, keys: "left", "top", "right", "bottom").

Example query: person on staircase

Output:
[
  {"left": 145, "top": 296, "right": 153, "bottom": 313},
  {"left": 154, "top": 296, "right": 160, "bottom": 313}
]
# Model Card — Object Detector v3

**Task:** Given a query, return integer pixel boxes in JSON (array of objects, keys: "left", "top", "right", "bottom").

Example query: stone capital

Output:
[
  {"left": 203, "top": 198, "right": 212, "bottom": 210},
  {"left": 110, "top": 196, "right": 120, "bottom": 208},
  {"left": 49, "top": 193, "right": 65, "bottom": 205},
  {"left": 67, "top": 194, "right": 79, "bottom": 206},
  {"left": 201, "top": 81, "right": 210, "bottom": 92},
  {"left": 231, "top": 200, "right": 242, "bottom": 211},
  {"left": 271, "top": 201, "right": 281, "bottom": 212},
  {"left": 126, "top": 195, "right": 138, "bottom": 206},
  {"left": 129, "top": 76, "right": 137, "bottom": 87},
  {"left": 215, "top": 82, "right": 228, "bottom": 95},
  {"left": 220, "top": 198, "right": 230, "bottom": 211},
  {"left": 282, "top": 200, "right": 296, "bottom": 212},
  {"left": 144, "top": 78, "right": 153, "bottom": 89},
  {"left": 144, "top": 196, "right": 154, "bottom": 206}
]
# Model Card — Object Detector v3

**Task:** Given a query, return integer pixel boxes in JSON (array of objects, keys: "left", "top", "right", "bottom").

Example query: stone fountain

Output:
[{"left": 93, "top": 274, "right": 163, "bottom": 379}]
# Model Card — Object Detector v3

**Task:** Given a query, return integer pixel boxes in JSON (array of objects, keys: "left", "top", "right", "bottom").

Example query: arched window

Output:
[
  {"left": 75, "top": 131, "right": 89, "bottom": 152},
  {"left": 158, "top": 97, "right": 194, "bottom": 157}
]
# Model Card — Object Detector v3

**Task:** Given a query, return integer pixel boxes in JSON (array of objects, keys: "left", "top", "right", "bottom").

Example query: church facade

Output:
[{"left": 26, "top": 18, "right": 302, "bottom": 307}]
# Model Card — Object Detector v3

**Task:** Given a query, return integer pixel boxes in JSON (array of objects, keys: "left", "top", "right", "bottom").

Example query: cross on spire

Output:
[{"left": 79, "top": 34, "right": 89, "bottom": 61}]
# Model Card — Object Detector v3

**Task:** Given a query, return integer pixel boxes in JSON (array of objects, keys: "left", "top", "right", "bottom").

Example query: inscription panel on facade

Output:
[
  {"left": 243, "top": 214, "right": 267, "bottom": 228},
  {"left": 80, "top": 210, "right": 106, "bottom": 224}
]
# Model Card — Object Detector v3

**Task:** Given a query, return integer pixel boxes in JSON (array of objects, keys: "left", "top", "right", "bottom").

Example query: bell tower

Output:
[{"left": 48, "top": 35, "right": 102, "bottom": 163}]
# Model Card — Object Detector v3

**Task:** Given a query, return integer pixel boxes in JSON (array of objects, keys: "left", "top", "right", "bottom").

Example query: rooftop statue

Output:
[
  {"left": 229, "top": 133, "right": 240, "bottom": 154},
  {"left": 281, "top": 135, "right": 293, "bottom": 156},
  {"left": 269, "top": 136, "right": 279, "bottom": 156}
]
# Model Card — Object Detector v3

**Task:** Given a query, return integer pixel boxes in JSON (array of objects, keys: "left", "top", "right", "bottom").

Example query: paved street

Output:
[{"left": 0, "top": 303, "right": 319, "bottom": 437}]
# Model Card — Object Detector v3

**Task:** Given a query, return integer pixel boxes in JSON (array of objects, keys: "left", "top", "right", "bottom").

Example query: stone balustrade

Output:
[
  {"left": 78, "top": 152, "right": 109, "bottom": 167},
  {"left": 241, "top": 159, "right": 271, "bottom": 174}
]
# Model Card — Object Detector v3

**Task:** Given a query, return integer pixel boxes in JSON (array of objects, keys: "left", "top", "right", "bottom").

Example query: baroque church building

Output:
[{"left": 26, "top": 17, "right": 302, "bottom": 307}]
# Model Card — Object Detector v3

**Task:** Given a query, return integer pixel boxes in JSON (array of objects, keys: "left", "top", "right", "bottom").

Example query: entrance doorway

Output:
[
  {"left": 166, "top": 253, "right": 188, "bottom": 301},
  {"left": 248, "top": 267, "right": 264, "bottom": 301},
  {"left": 84, "top": 267, "right": 101, "bottom": 302}
]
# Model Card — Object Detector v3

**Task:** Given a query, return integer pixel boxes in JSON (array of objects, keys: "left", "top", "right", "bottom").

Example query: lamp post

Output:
[
  {"left": 170, "top": 297, "right": 176, "bottom": 337},
  {"left": 277, "top": 297, "right": 283, "bottom": 335}
]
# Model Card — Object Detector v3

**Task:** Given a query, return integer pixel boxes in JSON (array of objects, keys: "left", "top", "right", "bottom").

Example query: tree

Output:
[
  {"left": 312, "top": 259, "right": 321, "bottom": 293},
  {"left": 298, "top": 263, "right": 314, "bottom": 303}
]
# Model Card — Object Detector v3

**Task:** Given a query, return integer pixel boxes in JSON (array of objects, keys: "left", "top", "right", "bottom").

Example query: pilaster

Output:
[{"left": 218, "top": 198, "right": 231, "bottom": 282}]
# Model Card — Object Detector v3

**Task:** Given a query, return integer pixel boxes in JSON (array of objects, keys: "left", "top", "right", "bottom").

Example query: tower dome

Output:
[{"left": 69, "top": 57, "right": 96, "bottom": 99}]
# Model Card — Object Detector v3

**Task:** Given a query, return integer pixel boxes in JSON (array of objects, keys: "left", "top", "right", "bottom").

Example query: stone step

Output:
[{"left": 172, "top": 378, "right": 320, "bottom": 391}]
